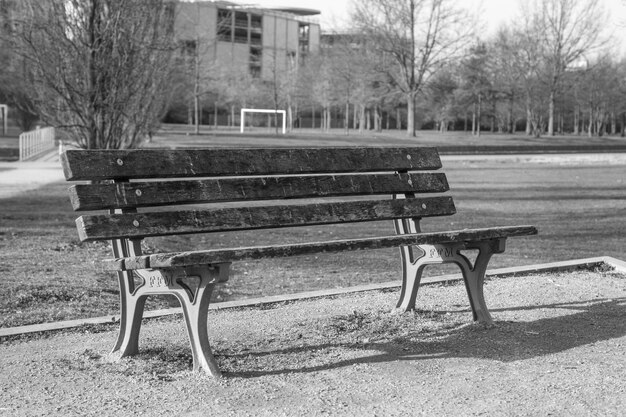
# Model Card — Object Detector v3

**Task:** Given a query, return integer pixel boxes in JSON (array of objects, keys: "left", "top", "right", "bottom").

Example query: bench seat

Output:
[{"left": 104, "top": 226, "right": 537, "bottom": 271}]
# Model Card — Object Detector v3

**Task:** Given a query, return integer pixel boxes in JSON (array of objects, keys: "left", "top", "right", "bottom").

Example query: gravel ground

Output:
[{"left": 1, "top": 270, "right": 625, "bottom": 416}]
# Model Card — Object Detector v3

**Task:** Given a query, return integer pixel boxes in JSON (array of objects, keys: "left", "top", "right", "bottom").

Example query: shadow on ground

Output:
[{"left": 218, "top": 297, "right": 626, "bottom": 378}]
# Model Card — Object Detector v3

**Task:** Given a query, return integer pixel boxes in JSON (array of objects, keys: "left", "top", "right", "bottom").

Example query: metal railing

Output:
[{"left": 19, "top": 127, "right": 56, "bottom": 161}]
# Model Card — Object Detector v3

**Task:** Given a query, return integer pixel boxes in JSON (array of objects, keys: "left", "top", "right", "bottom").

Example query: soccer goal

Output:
[{"left": 240, "top": 108, "right": 286, "bottom": 134}]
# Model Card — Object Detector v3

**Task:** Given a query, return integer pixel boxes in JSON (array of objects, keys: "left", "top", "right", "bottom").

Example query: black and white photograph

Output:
[{"left": 1, "top": 0, "right": 625, "bottom": 415}]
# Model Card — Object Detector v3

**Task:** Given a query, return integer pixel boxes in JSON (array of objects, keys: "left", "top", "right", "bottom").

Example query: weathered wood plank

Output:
[
  {"left": 76, "top": 197, "right": 456, "bottom": 241},
  {"left": 61, "top": 147, "right": 442, "bottom": 181},
  {"left": 68, "top": 173, "right": 449, "bottom": 211},
  {"left": 102, "top": 226, "right": 538, "bottom": 270}
]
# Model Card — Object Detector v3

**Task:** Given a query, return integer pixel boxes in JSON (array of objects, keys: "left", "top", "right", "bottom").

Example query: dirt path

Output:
[
  {"left": 1, "top": 271, "right": 625, "bottom": 416},
  {"left": 0, "top": 161, "right": 63, "bottom": 199}
]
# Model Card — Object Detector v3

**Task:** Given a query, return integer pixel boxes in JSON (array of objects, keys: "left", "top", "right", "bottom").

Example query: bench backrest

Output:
[{"left": 61, "top": 147, "right": 455, "bottom": 242}]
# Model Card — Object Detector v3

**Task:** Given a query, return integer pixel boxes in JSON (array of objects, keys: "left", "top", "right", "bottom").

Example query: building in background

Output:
[{"left": 175, "top": 1, "right": 321, "bottom": 80}]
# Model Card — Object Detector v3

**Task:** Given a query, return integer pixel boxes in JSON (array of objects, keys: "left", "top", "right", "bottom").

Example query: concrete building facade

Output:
[{"left": 175, "top": 1, "right": 320, "bottom": 80}]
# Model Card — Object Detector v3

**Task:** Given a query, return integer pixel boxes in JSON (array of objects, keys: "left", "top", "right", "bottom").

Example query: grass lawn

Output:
[
  {"left": 150, "top": 126, "right": 626, "bottom": 150},
  {"left": 1, "top": 130, "right": 625, "bottom": 328}
]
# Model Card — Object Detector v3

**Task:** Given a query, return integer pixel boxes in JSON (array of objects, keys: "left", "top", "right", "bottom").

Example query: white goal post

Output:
[{"left": 240, "top": 108, "right": 286, "bottom": 134}]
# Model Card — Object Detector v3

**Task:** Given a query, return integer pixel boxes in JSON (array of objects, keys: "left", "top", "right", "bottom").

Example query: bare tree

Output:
[
  {"left": 521, "top": 0, "right": 606, "bottom": 136},
  {"left": 0, "top": 3, "right": 38, "bottom": 130},
  {"left": 324, "top": 33, "right": 362, "bottom": 135},
  {"left": 457, "top": 42, "right": 493, "bottom": 136},
  {"left": 173, "top": 4, "right": 227, "bottom": 134},
  {"left": 352, "top": 0, "right": 473, "bottom": 136},
  {"left": 491, "top": 29, "right": 526, "bottom": 134},
  {"left": 7, "top": 0, "right": 175, "bottom": 149},
  {"left": 305, "top": 53, "right": 335, "bottom": 132},
  {"left": 0, "top": 54, "right": 39, "bottom": 130}
]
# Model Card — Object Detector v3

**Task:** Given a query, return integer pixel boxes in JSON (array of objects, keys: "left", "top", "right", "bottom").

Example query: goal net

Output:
[{"left": 240, "top": 108, "right": 286, "bottom": 134}]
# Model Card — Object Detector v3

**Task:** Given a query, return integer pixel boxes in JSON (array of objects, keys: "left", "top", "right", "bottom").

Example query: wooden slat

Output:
[
  {"left": 75, "top": 197, "right": 456, "bottom": 241},
  {"left": 102, "top": 226, "right": 539, "bottom": 270},
  {"left": 68, "top": 173, "right": 450, "bottom": 211},
  {"left": 61, "top": 147, "right": 442, "bottom": 181}
]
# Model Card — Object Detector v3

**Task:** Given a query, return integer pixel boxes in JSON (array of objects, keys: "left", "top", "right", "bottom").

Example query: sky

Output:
[{"left": 238, "top": 0, "right": 626, "bottom": 54}]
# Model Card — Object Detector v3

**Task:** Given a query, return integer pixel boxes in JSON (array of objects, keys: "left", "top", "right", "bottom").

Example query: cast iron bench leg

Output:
[
  {"left": 171, "top": 265, "right": 226, "bottom": 376},
  {"left": 395, "top": 239, "right": 506, "bottom": 324},
  {"left": 110, "top": 264, "right": 229, "bottom": 377},
  {"left": 456, "top": 239, "right": 506, "bottom": 324},
  {"left": 394, "top": 244, "right": 427, "bottom": 313},
  {"left": 110, "top": 270, "right": 146, "bottom": 358}
]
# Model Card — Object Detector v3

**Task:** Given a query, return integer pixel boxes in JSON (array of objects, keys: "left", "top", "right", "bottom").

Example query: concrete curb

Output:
[{"left": 2, "top": 256, "right": 624, "bottom": 338}]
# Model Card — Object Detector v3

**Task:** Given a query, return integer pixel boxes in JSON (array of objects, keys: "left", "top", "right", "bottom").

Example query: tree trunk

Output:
[
  {"left": 548, "top": 91, "right": 555, "bottom": 136},
  {"left": 611, "top": 112, "right": 616, "bottom": 135},
  {"left": 359, "top": 104, "right": 365, "bottom": 133},
  {"left": 508, "top": 94, "right": 514, "bottom": 133},
  {"left": 372, "top": 106, "right": 379, "bottom": 132},
  {"left": 194, "top": 96, "right": 200, "bottom": 134},
  {"left": 345, "top": 101, "right": 350, "bottom": 135},
  {"left": 477, "top": 94, "right": 482, "bottom": 137},
  {"left": 374, "top": 105, "right": 380, "bottom": 132},
  {"left": 472, "top": 105, "right": 476, "bottom": 136},
  {"left": 406, "top": 92, "right": 416, "bottom": 137},
  {"left": 287, "top": 105, "right": 293, "bottom": 133},
  {"left": 324, "top": 107, "right": 331, "bottom": 131},
  {"left": 525, "top": 95, "right": 532, "bottom": 136},
  {"left": 328, "top": 108, "right": 332, "bottom": 131},
  {"left": 506, "top": 107, "right": 512, "bottom": 133},
  {"left": 491, "top": 98, "right": 496, "bottom": 133}
]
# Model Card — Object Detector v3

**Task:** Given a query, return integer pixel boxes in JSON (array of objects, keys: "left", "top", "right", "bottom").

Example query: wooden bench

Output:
[{"left": 61, "top": 147, "right": 537, "bottom": 377}]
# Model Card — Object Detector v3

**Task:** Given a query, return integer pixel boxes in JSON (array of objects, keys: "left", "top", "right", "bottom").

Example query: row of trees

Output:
[
  {"left": 174, "top": 0, "right": 622, "bottom": 138},
  {"left": 0, "top": 0, "right": 623, "bottom": 149}
]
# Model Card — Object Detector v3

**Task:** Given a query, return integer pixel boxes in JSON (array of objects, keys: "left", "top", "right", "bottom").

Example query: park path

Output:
[{"left": 0, "top": 159, "right": 64, "bottom": 199}]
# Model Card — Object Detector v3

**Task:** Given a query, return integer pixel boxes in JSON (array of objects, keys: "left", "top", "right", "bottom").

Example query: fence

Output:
[{"left": 19, "top": 127, "right": 56, "bottom": 161}]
